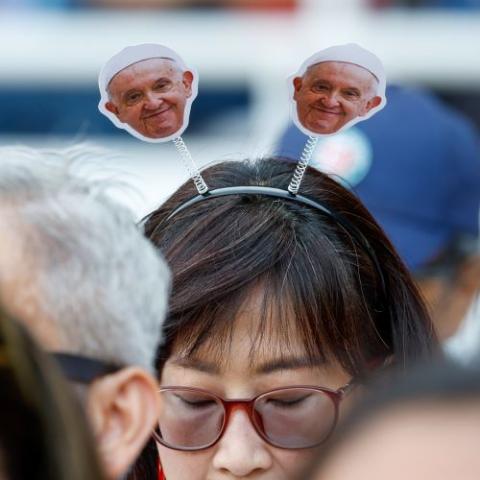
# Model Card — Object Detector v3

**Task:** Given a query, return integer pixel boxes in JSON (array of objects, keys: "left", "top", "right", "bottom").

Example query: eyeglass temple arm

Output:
[
  {"left": 52, "top": 352, "right": 123, "bottom": 384},
  {"left": 338, "top": 356, "right": 394, "bottom": 397},
  {"left": 337, "top": 380, "right": 357, "bottom": 397}
]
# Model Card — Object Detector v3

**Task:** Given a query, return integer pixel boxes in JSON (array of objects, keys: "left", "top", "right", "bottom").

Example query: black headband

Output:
[{"left": 163, "top": 186, "right": 387, "bottom": 297}]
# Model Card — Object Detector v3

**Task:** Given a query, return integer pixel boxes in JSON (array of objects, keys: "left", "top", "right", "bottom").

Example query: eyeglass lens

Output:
[
  {"left": 158, "top": 389, "right": 224, "bottom": 449},
  {"left": 253, "top": 388, "right": 336, "bottom": 448},
  {"left": 157, "top": 388, "right": 337, "bottom": 450}
]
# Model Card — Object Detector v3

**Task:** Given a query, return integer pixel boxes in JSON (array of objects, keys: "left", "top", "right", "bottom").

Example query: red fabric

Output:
[
  {"left": 227, "top": 0, "right": 297, "bottom": 10},
  {"left": 158, "top": 459, "right": 166, "bottom": 480}
]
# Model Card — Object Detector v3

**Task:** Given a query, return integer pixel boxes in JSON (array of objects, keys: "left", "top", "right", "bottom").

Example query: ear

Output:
[
  {"left": 293, "top": 77, "right": 303, "bottom": 100},
  {"left": 86, "top": 367, "right": 161, "bottom": 480},
  {"left": 105, "top": 101, "right": 119, "bottom": 116},
  {"left": 183, "top": 71, "right": 194, "bottom": 98},
  {"left": 362, "top": 96, "right": 382, "bottom": 115}
]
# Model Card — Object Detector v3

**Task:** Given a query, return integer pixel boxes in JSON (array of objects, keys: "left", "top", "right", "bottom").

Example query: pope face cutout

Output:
[
  {"left": 99, "top": 44, "right": 198, "bottom": 143},
  {"left": 291, "top": 44, "right": 387, "bottom": 137}
]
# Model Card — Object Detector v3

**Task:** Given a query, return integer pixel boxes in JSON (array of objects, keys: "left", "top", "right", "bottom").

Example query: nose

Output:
[
  {"left": 319, "top": 91, "right": 341, "bottom": 109},
  {"left": 143, "top": 91, "right": 164, "bottom": 110},
  {"left": 212, "top": 408, "right": 273, "bottom": 476}
]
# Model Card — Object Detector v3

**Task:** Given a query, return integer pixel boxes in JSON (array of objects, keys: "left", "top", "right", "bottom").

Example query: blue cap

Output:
[{"left": 277, "top": 86, "right": 480, "bottom": 273}]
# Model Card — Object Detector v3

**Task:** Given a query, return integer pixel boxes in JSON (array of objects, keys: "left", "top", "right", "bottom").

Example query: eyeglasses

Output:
[{"left": 153, "top": 383, "right": 354, "bottom": 451}]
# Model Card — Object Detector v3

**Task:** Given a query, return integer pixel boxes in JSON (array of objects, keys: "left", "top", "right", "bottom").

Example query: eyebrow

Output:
[
  {"left": 255, "top": 356, "right": 325, "bottom": 374},
  {"left": 153, "top": 77, "right": 173, "bottom": 85},
  {"left": 171, "top": 357, "right": 220, "bottom": 374},
  {"left": 312, "top": 79, "right": 331, "bottom": 86},
  {"left": 122, "top": 76, "right": 171, "bottom": 95},
  {"left": 171, "top": 355, "right": 325, "bottom": 375}
]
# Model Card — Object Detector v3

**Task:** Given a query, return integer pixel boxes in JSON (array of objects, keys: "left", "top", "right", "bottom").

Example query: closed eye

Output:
[
  {"left": 174, "top": 394, "right": 217, "bottom": 409},
  {"left": 266, "top": 394, "right": 311, "bottom": 408}
]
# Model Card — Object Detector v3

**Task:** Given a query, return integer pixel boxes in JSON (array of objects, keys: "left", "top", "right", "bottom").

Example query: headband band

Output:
[{"left": 161, "top": 186, "right": 387, "bottom": 297}]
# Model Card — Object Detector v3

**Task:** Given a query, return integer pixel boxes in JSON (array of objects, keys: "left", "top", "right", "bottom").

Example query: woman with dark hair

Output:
[
  {"left": 0, "top": 306, "right": 105, "bottom": 480},
  {"left": 140, "top": 158, "right": 437, "bottom": 480},
  {"left": 307, "top": 359, "right": 480, "bottom": 480}
]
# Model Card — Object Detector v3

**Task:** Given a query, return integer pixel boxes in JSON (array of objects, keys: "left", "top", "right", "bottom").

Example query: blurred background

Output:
[{"left": 1, "top": 0, "right": 479, "bottom": 213}]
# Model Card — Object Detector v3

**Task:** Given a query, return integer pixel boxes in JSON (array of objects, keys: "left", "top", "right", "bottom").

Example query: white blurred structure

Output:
[
  {"left": 0, "top": 3, "right": 479, "bottom": 215},
  {"left": 2, "top": 7, "right": 479, "bottom": 85},
  {"left": 445, "top": 294, "right": 480, "bottom": 365}
]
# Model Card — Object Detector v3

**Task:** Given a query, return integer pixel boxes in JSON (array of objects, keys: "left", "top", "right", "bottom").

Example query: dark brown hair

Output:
[
  {"left": 145, "top": 158, "right": 436, "bottom": 374},
  {"left": 132, "top": 157, "right": 437, "bottom": 479}
]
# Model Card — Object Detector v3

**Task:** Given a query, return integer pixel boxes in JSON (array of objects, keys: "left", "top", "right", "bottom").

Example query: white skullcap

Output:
[
  {"left": 98, "top": 43, "right": 188, "bottom": 93},
  {"left": 298, "top": 43, "right": 386, "bottom": 97}
]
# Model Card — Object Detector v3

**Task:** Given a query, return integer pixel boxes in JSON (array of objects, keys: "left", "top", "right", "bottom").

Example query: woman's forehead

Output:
[
  {"left": 170, "top": 286, "right": 317, "bottom": 371},
  {"left": 174, "top": 331, "right": 308, "bottom": 362}
]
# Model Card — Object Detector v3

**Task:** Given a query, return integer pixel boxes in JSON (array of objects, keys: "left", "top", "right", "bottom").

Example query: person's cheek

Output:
[
  {"left": 165, "top": 86, "right": 185, "bottom": 103},
  {"left": 272, "top": 447, "right": 318, "bottom": 478},
  {"left": 158, "top": 446, "right": 211, "bottom": 480},
  {"left": 121, "top": 105, "right": 140, "bottom": 125},
  {"left": 355, "top": 100, "right": 370, "bottom": 117}
]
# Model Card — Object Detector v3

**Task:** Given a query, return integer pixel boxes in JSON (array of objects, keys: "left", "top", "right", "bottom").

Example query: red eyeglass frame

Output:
[{"left": 153, "top": 382, "right": 355, "bottom": 451}]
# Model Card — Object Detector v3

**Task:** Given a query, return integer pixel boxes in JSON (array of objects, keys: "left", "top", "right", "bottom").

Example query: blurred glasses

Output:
[
  {"left": 153, "top": 383, "right": 354, "bottom": 450},
  {"left": 52, "top": 352, "right": 122, "bottom": 383}
]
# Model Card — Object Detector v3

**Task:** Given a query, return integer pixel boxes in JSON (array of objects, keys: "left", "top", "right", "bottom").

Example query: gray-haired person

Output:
[{"left": 0, "top": 146, "right": 170, "bottom": 480}]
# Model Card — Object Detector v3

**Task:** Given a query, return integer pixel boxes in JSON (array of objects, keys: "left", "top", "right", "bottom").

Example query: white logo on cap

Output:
[{"left": 310, "top": 128, "right": 372, "bottom": 187}]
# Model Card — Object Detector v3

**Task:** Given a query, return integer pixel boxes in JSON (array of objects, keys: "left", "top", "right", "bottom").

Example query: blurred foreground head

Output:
[
  {"left": 0, "top": 306, "right": 105, "bottom": 480},
  {"left": 0, "top": 146, "right": 171, "bottom": 479},
  {"left": 308, "top": 360, "right": 480, "bottom": 480}
]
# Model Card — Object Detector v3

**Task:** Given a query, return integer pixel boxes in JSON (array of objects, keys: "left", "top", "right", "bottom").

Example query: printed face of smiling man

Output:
[
  {"left": 105, "top": 58, "right": 194, "bottom": 139},
  {"left": 293, "top": 61, "right": 382, "bottom": 135}
]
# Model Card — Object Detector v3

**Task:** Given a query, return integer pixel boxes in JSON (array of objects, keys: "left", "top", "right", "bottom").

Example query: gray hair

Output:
[{"left": 0, "top": 145, "right": 170, "bottom": 372}]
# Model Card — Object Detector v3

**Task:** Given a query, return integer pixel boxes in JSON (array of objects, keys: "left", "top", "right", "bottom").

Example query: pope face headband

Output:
[
  {"left": 98, "top": 44, "right": 199, "bottom": 145},
  {"left": 100, "top": 43, "right": 388, "bottom": 297},
  {"left": 289, "top": 43, "right": 387, "bottom": 139}
]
